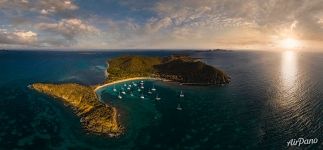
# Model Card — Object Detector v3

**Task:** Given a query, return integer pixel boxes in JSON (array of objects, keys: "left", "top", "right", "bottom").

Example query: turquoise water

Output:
[{"left": 0, "top": 50, "right": 322, "bottom": 149}]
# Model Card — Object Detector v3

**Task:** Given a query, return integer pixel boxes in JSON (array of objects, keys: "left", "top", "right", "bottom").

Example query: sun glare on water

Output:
[{"left": 281, "top": 38, "right": 300, "bottom": 49}]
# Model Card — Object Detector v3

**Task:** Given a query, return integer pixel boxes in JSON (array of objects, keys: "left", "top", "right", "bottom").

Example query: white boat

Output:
[
  {"left": 141, "top": 85, "right": 144, "bottom": 89},
  {"left": 137, "top": 88, "right": 141, "bottom": 92},
  {"left": 113, "top": 85, "right": 117, "bottom": 92},
  {"left": 121, "top": 89, "right": 126, "bottom": 95},
  {"left": 180, "top": 90, "right": 184, "bottom": 98},
  {"left": 176, "top": 104, "right": 183, "bottom": 111},
  {"left": 130, "top": 92, "right": 134, "bottom": 96},
  {"left": 118, "top": 92, "right": 122, "bottom": 99},
  {"left": 155, "top": 94, "right": 161, "bottom": 101},
  {"left": 127, "top": 87, "right": 131, "bottom": 90},
  {"left": 140, "top": 93, "right": 145, "bottom": 99},
  {"left": 124, "top": 83, "right": 127, "bottom": 87},
  {"left": 151, "top": 85, "right": 156, "bottom": 91},
  {"left": 148, "top": 89, "right": 152, "bottom": 94}
]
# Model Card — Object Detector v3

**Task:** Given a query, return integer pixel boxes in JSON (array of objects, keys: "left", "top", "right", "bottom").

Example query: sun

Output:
[{"left": 281, "top": 38, "right": 300, "bottom": 49}]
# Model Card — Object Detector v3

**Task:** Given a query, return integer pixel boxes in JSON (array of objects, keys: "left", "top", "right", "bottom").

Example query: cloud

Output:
[
  {"left": 0, "top": 29, "right": 37, "bottom": 45},
  {"left": 1, "top": 0, "right": 323, "bottom": 49},
  {"left": 145, "top": 17, "right": 172, "bottom": 33},
  {"left": 31, "top": 0, "right": 321, "bottom": 49},
  {"left": 0, "top": 0, "right": 78, "bottom": 16},
  {"left": 140, "top": 0, "right": 323, "bottom": 49},
  {"left": 36, "top": 0, "right": 78, "bottom": 15},
  {"left": 36, "top": 18, "right": 99, "bottom": 41}
]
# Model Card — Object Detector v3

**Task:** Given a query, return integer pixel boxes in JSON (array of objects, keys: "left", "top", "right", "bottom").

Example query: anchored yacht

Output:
[
  {"left": 151, "top": 85, "right": 156, "bottom": 91},
  {"left": 180, "top": 90, "right": 184, "bottom": 98},
  {"left": 140, "top": 93, "right": 145, "bottom": 99},
  {"left": 118, "top": 92, "right": 122, "bottom": 99},
  {"left": 155, "top": 94, "right": 161, "bottom": 101},
  {"left": 176, "top": 104, "right": 183, "bottom": 110}
]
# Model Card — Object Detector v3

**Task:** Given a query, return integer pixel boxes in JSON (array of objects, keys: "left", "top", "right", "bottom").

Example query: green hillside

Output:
[{"left": 106, "top": 55, "right": 230, "bottom": 84}]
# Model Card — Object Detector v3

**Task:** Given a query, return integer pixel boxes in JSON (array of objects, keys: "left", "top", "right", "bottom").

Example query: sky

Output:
[{"left": 0, "top": 0, "right": 323, "bottom": 50}]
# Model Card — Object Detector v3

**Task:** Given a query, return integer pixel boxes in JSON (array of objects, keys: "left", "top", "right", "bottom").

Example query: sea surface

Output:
[{"left": 0, "top": 50, "right": 322, "bottom": 150}]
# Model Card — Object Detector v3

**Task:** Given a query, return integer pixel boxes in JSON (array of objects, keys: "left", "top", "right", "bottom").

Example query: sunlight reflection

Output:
[
  {"left": 271, "top": 50, "right": 299, "bottom": 110},
  {"left": 281, "top": 50, "right": 298, "bottom": 90}
]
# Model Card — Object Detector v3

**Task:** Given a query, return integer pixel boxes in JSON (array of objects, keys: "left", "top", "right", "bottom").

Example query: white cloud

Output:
[
  {"left": 36, "top": 18, "right": 99, "bottom": 40},
  {"left": 138, "top": 0, "right": 323, "bottom": 49},
  {"left": 38, "top": 0, "right": 78, "bottom": 15},
  {"left": 2, "top": 0, "right": 323, "bottom": 49},
  {"left": 59, "top": 0, "right": 323, "bottom": 49},
  {"left": 0, "top": 0, "right": 78, "bottom": 15},
  {"left": 0, "top": 29, "right": 37, "bottom": 45},
  {"left": 145, "top": 17, "right": 172, "bottom": 33}
]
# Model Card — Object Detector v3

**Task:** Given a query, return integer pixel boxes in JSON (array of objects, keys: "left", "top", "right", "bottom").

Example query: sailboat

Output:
[
  {"left": 121, "top": 89, "right": 126, "bottom": 95},
  {"left": 118, "top": 92, "right": 122, "bottom": 99},
  {"left": 151, "top": 85, "right": 156, "bottom": 91},
  {"left": 140, "top": 93, "right": 145, "bottom": 99},
  {"left": 155, "top": 94, "right": 161, "bottom": 101},
  {"left": 148, "top": 89, "right": 152, "bottom": 94},
  {"left": 176, "top": 104, "right": 183, "bottom": 111},
  {"left": 113, "top": 85, "right": 117, "bottom": 92},
  {"left": 179, "top": 90, "right": 184, "bottom": 98}
]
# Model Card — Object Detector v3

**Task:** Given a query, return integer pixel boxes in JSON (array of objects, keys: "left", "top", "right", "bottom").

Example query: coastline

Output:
[
  {"left": 29, "top": 55, "right": 230, "bottom": 138},
  {"left": 94, "top": 77, "right": 170, "bottom": 92},
  {"left": 31, "top": 83, "right": 123, "bottom": 136}
]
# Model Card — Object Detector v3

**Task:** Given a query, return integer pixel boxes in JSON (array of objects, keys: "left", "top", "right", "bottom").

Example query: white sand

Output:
[{"left": 94, "top": 77, "right": 169, "bottom": 92}]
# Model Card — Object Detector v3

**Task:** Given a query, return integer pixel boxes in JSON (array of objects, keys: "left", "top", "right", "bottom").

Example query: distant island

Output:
[
  {"left": 31, "top": 55, "right": 230, "bottom": 136},
  {"left": 194, "top": 49, "right": 231, "bottom": 52}
]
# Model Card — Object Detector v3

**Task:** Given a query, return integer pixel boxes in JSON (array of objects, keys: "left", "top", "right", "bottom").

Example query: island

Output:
[
  {"left": 106, "top": 55, "right": 230, "bottom": 85},
  {"left": 194, "top": 49, "right": 232, "bottom": 52},
  {"left": 31, "top": 55, "right": 230, "bottom": 136}
]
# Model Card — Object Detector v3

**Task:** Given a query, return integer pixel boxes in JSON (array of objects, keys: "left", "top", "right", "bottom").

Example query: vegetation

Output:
[
  {"left": 31, "top": 83, "right": 122, "bottom": 136},
  {"left": 106, "top": 55, "right": 162, "bottom": 82},
  {"left": 107, "top": 55, "right": 230, "bottom": 84},
  {"left": 31, "top": 54, "right": 230, "bottom": 137}
]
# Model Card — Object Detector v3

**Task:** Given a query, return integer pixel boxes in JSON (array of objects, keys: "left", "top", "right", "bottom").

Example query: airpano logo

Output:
[{"left": 287, "top": 138, "right": 318, "bottom": 146}]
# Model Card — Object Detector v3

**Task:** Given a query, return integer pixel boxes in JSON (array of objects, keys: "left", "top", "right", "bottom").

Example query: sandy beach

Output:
[{"left": 94, "top": 77, "right": 170, "bottom": 92}]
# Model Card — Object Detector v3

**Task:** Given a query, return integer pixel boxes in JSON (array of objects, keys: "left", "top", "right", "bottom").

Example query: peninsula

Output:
[
  {"left": 31, "top": 83, "right": 122, "bottom": 136},
  {"left": 31, "top": 55, "right": 230, "bottom": 136}
]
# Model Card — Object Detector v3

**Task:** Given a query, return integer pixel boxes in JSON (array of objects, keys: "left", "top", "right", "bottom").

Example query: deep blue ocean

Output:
[{"left": 0, "top": 50, "right": 322, "bottom": 150}]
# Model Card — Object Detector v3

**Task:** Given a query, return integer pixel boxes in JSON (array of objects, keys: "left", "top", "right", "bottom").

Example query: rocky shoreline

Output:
[
  {"left": 31, "top": 55, "right": 230, "bottom": 137},
  {"left": 31, "top": 83, "right": 122, "bottom": 136}
]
